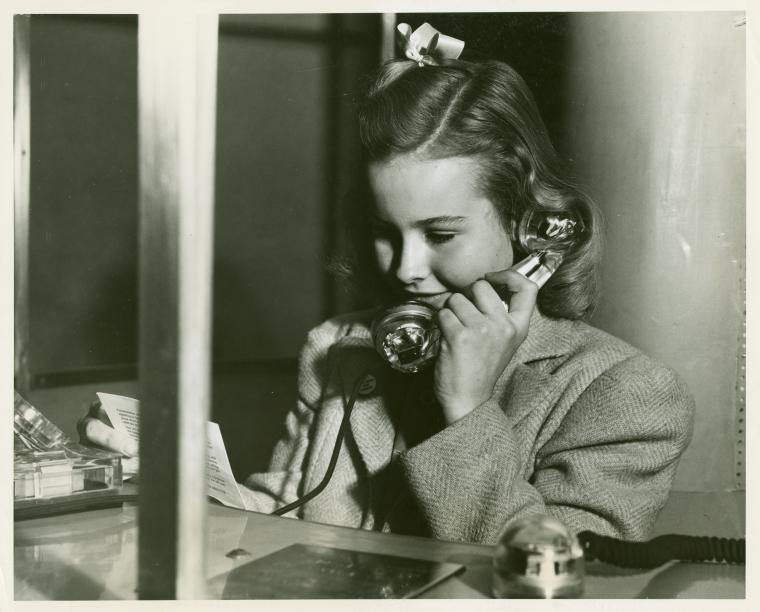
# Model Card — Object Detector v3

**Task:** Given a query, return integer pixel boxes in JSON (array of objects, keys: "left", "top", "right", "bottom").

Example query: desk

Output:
[{"left": 14, "top": 494, "right": 745, "bottom": 599}]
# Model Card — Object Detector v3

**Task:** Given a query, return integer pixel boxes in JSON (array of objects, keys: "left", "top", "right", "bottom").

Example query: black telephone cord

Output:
[
  {"left": 271, "top": 370, "right": 369, "bottom": 517},
  {"left": 578, "top": 531, "right": 745, "bottom": 569}
]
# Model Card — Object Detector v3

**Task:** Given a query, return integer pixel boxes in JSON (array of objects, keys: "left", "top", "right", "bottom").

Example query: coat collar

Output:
[{"left": 515, "top": 308, "right": 577, "bottom": 364}]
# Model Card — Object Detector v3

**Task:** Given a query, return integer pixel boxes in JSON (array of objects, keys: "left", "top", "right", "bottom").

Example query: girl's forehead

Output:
[
  {"left": 368, "top": 155, "right": 489, "bottom": 216},
  {"left": 369, "top": 154, "right": 482, "bottom": 182}
]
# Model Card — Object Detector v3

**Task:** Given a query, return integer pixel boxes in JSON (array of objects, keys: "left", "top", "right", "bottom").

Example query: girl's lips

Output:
[{"left": 401, "top": 292, "right": 451, "bottom": 309}]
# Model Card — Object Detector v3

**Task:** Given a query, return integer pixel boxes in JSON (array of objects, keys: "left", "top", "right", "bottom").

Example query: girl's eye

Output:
[{"left": 426, "top": 232, "right": 456, "bottom": 245}]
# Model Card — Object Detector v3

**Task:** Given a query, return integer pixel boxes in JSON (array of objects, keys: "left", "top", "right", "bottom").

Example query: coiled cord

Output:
[{"left": 578, "top": 531, "right": 745, "bottom": 569}]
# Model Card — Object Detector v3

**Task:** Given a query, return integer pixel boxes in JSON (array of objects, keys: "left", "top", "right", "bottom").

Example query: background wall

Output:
[
  {"left": 26, "top": 14, "right": 378, "bottom": 381},
  {"left": 562, "top": 12, "right": 745, "bottom": 492},
  {"left": 28, "top": 16, "right": 139, "bottom": 379},
  {"left": 213, "top": 15, "right": 378, "bottom": 362}
]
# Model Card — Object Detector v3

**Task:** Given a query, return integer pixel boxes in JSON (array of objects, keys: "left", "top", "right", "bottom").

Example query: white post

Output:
[
  {"left": 137, "top": 11, "right": 218, "bottom": 600},
  {"left": 381, "top": 13, "right": 396, "bottom": 62},
  {"left": 14, "top": 15, "right": 31, "bottom": 394}
]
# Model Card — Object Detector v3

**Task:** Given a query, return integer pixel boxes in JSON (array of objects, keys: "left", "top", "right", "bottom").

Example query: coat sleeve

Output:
[
  {"left": 238, "top": 322, "right": 335, "bottom": 515},
  {"left": 393, "top": 354, "right": 695, "bottom": 544}
]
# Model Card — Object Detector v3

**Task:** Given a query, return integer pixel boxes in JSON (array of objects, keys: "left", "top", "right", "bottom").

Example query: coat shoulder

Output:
[
  {"left": 297, "top": 309, "right": 377, "bottom": 405},
  {"left": 302, "top": 309, "right": 376, "bottom": 352},
  {"left": 538, "top": 317, "right": 695, "bottom": 442},
  {"left": 535, "top": 315, "right": 676, "bottom": 376}
]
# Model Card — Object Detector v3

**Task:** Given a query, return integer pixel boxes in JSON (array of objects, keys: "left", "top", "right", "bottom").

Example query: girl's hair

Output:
[{"left": 334, "top": 58, "right": 602, "bottom": 320}]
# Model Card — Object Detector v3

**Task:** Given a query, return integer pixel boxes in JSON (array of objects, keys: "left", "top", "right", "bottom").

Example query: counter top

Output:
[{"left": 14, "top": 495, "right": 745, "bottom": 600}]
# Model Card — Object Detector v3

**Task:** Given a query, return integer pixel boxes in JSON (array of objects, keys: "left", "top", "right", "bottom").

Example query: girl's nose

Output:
[{"left": 395, "top": 236, "right": 430, "bottom": 285}]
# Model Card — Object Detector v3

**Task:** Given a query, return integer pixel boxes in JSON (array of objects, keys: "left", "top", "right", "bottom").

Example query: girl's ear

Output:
[{"left": 507, "top": 216, "right": 520, "bottom": 245}]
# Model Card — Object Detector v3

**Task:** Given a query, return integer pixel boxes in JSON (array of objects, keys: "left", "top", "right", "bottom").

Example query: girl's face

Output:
[{"left": 368, "top": 154, "right": 514, "bottom": 309}]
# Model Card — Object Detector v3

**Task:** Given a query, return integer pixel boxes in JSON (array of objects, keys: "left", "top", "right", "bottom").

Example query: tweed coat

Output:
[{"left": 240, "top": 307, "right": 694, "bottom": 545}]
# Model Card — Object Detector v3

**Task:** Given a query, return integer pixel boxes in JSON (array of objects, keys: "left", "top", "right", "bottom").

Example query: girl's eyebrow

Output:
[
  {"left": 413, "top": 215, "right": 467, "bottom": 228},
  {"left": 369, "top": 214, "right": 468, "bottom": 228}
]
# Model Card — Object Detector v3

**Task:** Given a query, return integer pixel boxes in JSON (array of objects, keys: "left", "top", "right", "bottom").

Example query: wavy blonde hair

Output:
[{"left": 334, "top": 58, "right": 602, "bottom": 320}]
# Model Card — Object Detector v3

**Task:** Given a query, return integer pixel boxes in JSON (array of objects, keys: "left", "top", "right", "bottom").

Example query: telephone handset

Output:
[{"left": 371, "top": 209, "right": 585, "bottom": 373}]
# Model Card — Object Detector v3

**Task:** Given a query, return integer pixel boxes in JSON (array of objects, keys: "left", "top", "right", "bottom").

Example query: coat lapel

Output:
[{"left": 493, "top": 310, "right": 574, "bottom": 426}]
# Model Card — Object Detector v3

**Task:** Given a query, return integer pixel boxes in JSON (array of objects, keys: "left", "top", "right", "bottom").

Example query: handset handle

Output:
[
  {"left": 508, "top": 209, "right": 585, "bottom": 288},
  {"left": 509, "top": 250, "right": 565, "bottom": 289}
]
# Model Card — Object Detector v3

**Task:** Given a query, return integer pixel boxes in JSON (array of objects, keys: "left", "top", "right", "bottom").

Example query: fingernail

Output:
[{"left": 125, "top": 439, "right": 138, "bottom": 457}]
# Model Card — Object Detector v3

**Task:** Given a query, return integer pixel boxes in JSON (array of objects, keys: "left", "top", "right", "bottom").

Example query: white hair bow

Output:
[{"left": 396, "top": 22, "right": 465, "bottom": 66}]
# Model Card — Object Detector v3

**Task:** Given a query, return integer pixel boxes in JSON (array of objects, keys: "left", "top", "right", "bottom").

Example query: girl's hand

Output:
[
  {"left": 433, "top": 270, "right": 539, "bottom": 425},
  {"left": 77, "top": 400, "right": 138, "bottom": 457}
]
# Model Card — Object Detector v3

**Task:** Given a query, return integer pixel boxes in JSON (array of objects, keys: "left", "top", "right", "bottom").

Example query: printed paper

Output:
[{"left": 97, "top": 393, "right": 246, "bottom": 510}]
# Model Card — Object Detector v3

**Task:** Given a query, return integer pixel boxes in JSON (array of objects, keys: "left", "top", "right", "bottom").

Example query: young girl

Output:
[{"left": 81, "top": 33, "right": 694, "bottom": 545}]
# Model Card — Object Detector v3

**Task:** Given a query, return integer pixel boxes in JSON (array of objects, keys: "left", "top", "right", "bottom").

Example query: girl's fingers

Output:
[
  {"left": 436, "top": 306, "right": 464, "bottom": 337},
  {"left": 79, "top": 417, "right": 138, "bottom": 457},
  {"left": 444, "top": 292, "right": 483, "bottom": 326},
  {"left": 88, "top": 400, "right": 106, "bottom": 421},
  {"left": 484, "top": 269, "right": 539, "bottom": 330},
  {"left": 469, "top": 279, "right": 509, "bottom": 319}
]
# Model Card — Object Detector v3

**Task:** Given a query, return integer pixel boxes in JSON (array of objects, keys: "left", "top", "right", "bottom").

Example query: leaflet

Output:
[
  {"left": 97, "top": 392, "right": 246, "bottom": 510},
  {"left": 97, "top": 393, "right": 140, "bottom": 440},
  {"left": 205, "top": 421, "right": 246, "bottom": 510}
]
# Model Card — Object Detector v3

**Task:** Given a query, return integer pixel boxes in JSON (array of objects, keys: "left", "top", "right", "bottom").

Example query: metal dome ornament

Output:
[{"left": 492, "top": 515, "right": 585, "bottom": 598}]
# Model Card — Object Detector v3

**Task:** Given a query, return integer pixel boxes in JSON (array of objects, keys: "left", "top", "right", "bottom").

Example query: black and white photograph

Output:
[{"left": 4, "top": 0, "right": 752, "bottom": 605}]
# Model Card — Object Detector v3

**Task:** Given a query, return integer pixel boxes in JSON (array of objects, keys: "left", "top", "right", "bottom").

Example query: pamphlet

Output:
[{"left": 97, "top": 392, "right": 247, "bottom": 511}]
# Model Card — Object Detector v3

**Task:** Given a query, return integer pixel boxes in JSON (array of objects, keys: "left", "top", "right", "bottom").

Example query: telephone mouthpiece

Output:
[{"left": 371, "top": 301, "right": 440, "bottom": 374}]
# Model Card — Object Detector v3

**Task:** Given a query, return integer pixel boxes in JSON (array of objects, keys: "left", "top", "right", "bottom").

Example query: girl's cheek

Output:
[
  {"left": 435, "top": 245, "right": 494, "bottom": 290},
  {"left": 373, "top": 240, "right": 393, "bottom": 274},
  {"left": 432, "top": 257, "right": 472, "bottom": 291}
]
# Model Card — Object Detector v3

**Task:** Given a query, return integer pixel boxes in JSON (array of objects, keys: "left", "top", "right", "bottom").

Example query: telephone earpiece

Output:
[
  {"left": 372, "top": 209, "right": 585, "bottom": 373},
  {"left": 509, "top": 208, "right": 585, "bottom": 288}
]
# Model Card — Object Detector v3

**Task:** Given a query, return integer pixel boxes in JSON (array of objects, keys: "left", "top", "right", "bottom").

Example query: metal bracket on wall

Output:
[{"left": 734, "top": 265, "right": 746, "bottom": 490}]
